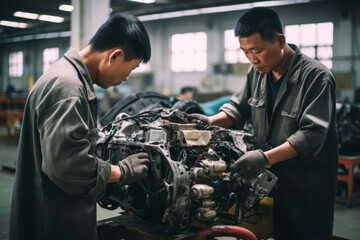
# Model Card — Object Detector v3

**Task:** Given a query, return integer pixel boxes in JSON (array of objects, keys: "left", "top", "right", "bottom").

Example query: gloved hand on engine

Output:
[
  {"left": 118, "top": 152, "right": 149, "bottom": 185},
  {"left": 230, "top": 149, "right": 271, "bottom": 180},
  {"left": 186, "top": 113, "right": 211, "bottom": 126}
]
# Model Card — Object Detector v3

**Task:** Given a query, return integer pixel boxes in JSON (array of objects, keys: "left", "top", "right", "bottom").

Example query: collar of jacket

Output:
[
  {"left": 258, "top": 43, "right": 303, "bottom": 94},
  {"left": 256, "top": 44, "right": 304, "bottom": 116},
  {"left": 286, "top": 44, "right": 303, "bottom": 84},
  {"left": 64, "top": 48, "right": 97, "bottom": 101}
]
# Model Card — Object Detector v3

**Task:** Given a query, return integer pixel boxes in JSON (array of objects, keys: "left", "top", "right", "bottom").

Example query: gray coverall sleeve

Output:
[
  {"left": 37, "top": 96, "right": 111, "bottom": 197},
  {"left": 220, "top": 76, "right": 252, "bottom": 129},
  {"left": 287, "top": 76, "right": 335, "bottom": 158}
]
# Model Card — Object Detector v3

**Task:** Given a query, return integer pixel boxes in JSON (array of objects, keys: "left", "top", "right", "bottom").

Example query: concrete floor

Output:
[{"left": 1, "top": 141, "right": 360, "bottom": 240}]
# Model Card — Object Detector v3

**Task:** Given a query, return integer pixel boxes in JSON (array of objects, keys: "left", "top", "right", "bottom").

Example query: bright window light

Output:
[
  {"left": 285, "top": 22, "right": 333, "bottom": 69},
  {"left": 284, "top": 25, "right": 299, "bottom": 46},
  {"left": 301, "top": 47, "right": 315, "bottom": 58},
  {"left": 9, "top": 51, "right": 23, "bottom": 77},
  {"left": 14, "top": 11, "right": 39, "bottom": 20},
  {"left": 318, "top": 46, "right": 333, "bottom": 59},
  {"left": 43, "top": 48, "right": 59, "bottom": 73},
  {"left": 300, "top": 24, "right": 316, "bottom": 46},
  {"left": 0, "top": 20, "right": 28, "bottom": 28},
  {"left": 317, "top": 22, "right": 333, "bottom": 45},
  {"left": 132, "top": 62, "right": 151, "bottom": 73},
  {"left": 224, "top": 29, "right": 249, "bottom": 64},
  {"left": 38, "top": 15, "right": 64, "bottom": 23},
  {"left": 171, "top": 32, "right": 207, "bottom": 72},
  {"left": 127, "top": 0, "right": 155, "bottom": 4},
  {"left": 59, "top": 4, "right": 74, "bottom": 12}
]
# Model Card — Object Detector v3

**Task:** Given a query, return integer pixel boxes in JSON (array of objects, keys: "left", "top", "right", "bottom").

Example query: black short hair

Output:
[
  {"left": 181, "top": 86, "right": 194, "bottom": 94},
  {"left": 89, "top": 13, "right": 151, "bottom": 63},
  {"left": 235, "top": 7, "right": 283, "bottom": 43}
]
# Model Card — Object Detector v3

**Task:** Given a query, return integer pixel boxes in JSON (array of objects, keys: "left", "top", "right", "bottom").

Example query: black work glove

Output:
[
  {"left": 186, "top": 113, "right": 211, "bottom": 125},
  {"left": 118, "top": 152, "right": 149, "bottom": 185},
  {"left": 230, "top": 149, "right": 271, "bottom": 180}
]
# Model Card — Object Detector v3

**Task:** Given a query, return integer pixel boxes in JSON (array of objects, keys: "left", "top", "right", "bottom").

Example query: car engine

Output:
[{"left": 96, "top": 107, "right": 277, "bottom": 233}]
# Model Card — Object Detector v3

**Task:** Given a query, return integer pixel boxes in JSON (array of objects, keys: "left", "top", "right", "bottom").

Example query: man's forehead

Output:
[
  {"left": 239, "top": 42, "right": 262, "bottom": 51},
  {"left": 240, "top": 45, "right": 261, "bottom": 50},
  {"left": 238, "top": 34, "right": 265, "bottom": 49}
]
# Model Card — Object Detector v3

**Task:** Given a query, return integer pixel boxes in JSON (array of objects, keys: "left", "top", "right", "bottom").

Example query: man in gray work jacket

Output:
[
  {"left": 10, "top": 13, "right": 151, "bottom": 240},
  {"left": 189, "top": 7, "right": 338, "bottom": 240}
]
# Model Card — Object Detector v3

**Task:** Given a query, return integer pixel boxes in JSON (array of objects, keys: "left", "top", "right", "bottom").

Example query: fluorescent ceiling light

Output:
[
  {"left": 139, "top": 0, "right": 310, "bottom": 21},
  {"left": 200, "top": 4, "right": 252, "bottom": 14},
  {"left": 0, "top": 20, "right": 28, "bottom": 28},
  {"left": 14, "top": 11, "right": 39, "bottom": 20},
  {"left": 127, "top": 0, "right": 156, "bottom": 4},
  {"left": 59, "top": 4, "right": 74, "bottom": 12},
  {"left": 38, "top": 15, "right": 64, "bottom": 23}
]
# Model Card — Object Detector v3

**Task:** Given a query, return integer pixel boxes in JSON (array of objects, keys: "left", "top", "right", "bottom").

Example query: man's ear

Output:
[
  {"left": 109, "top": 48, "right": 124, "bottom": 62},
  {"left": 277, "top": 34, "right": 286, "bottom": 48}
]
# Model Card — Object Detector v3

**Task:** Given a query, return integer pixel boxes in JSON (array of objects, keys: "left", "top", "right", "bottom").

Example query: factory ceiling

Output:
[{"left": 0, "top": 0, "right": 318, "bottom": 38}]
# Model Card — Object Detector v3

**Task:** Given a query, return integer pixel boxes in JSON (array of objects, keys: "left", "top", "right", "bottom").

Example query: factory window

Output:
[
  {"left": 171, "top": 32, "right": 207, "bottom": 72},
  {"left": 285, "top": 22, "right": 333, "bottom": 69},
  {"left": 132, "top": 62, "right": 151, "bottom": 73},
  {"left": 224, "top": 29, "right": 249, "bottom": 64},
  {"left": 9, "top": 51, "right": 23, "bottom": 77},
  {"left": 43, "top": 47, "right": 59, "bottom": 73}
]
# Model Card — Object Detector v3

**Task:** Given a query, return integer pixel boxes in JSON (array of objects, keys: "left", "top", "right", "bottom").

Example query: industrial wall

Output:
[
  {"left": 0, "top": 1, "right": 359, "bottom": 102},
  {"left": 143, "top": 1, "right": 360, "bottom": 101},
  {"left": 0, "top": 35, "right": 69, "bottom": 91}
]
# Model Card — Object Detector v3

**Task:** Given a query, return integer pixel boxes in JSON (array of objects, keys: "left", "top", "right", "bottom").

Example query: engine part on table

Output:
[
  {"left": 192, "top": 159, "right": 227, "bottom": 180},
  {"left": 336, "top": 103, "right": 360, "bottom": 155},
  {"left": 195, "top": 208, "right": 217, "bottom": 221},
  {"left": 96, "top": 108, "right": 277, "bottom": 233},
  {"left": 98, "top": 91, "right": 204, "bottom": 128},
  {"left": 191, "top": 184, "right": 214, "bottom": 199}
]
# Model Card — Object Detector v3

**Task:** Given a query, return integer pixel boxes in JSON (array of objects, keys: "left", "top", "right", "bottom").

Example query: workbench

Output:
[
  {"left": 336, "top": 155, "right": 360, "bottom": 207},
  {"left": 0, "top": 110, "right": 23, "bottom": 142}
]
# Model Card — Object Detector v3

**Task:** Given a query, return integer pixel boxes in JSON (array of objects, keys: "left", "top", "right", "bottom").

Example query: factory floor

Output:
[{"left": 1, "top": 141, "right": 360, "bottom": 240}]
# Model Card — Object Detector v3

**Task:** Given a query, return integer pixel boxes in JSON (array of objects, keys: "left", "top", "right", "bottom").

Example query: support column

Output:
[{"left": 71, "top": 0, "right": 110, "bottom": 51}]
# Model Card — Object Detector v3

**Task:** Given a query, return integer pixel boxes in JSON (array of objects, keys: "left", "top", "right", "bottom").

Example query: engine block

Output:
[{"left": 96, "top": 108, "right": 277, "bottom": 232}]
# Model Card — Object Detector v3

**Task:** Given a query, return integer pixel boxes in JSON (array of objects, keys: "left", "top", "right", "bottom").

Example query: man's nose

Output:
[{"left": 249, "top": 54, "right": 260, "bottom": 64}]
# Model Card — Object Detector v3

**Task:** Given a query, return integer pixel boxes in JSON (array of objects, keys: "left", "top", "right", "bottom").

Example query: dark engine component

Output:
[
  {"left": 336, "top": 103, "right": 360, "bottom": 156},
  {"left": 98, "top": 91, "right": 204, "bottom": 128},
  {"left": 96, "top": 107, "right": 277, "bottom": 233}
]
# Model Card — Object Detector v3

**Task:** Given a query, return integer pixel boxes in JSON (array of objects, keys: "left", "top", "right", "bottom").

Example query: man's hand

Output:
[
  {"left": 186, "top": 113, "right": 211, "bottom": 125},
  {"left": 118, "top": 152, "right": 149, "bottom": 185},
  {"left": 230, "top": 150, "right": 271, "bottom": 180}
]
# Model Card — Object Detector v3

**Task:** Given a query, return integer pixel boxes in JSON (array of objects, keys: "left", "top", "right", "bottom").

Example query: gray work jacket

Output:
[
  {"left": 220, "top": 44, "right": 338, "bottom": 240},
  {"left": 10, "top": 48, "right": 111, "bottom": 240}
]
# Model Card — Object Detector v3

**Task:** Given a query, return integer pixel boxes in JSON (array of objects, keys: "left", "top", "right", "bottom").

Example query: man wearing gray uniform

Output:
[
  {"left": 189, "top": 7, "right": 338, "bottom": 240},
  {"left": 10, "top": 13, "right": 151, "bottom": 240}
]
